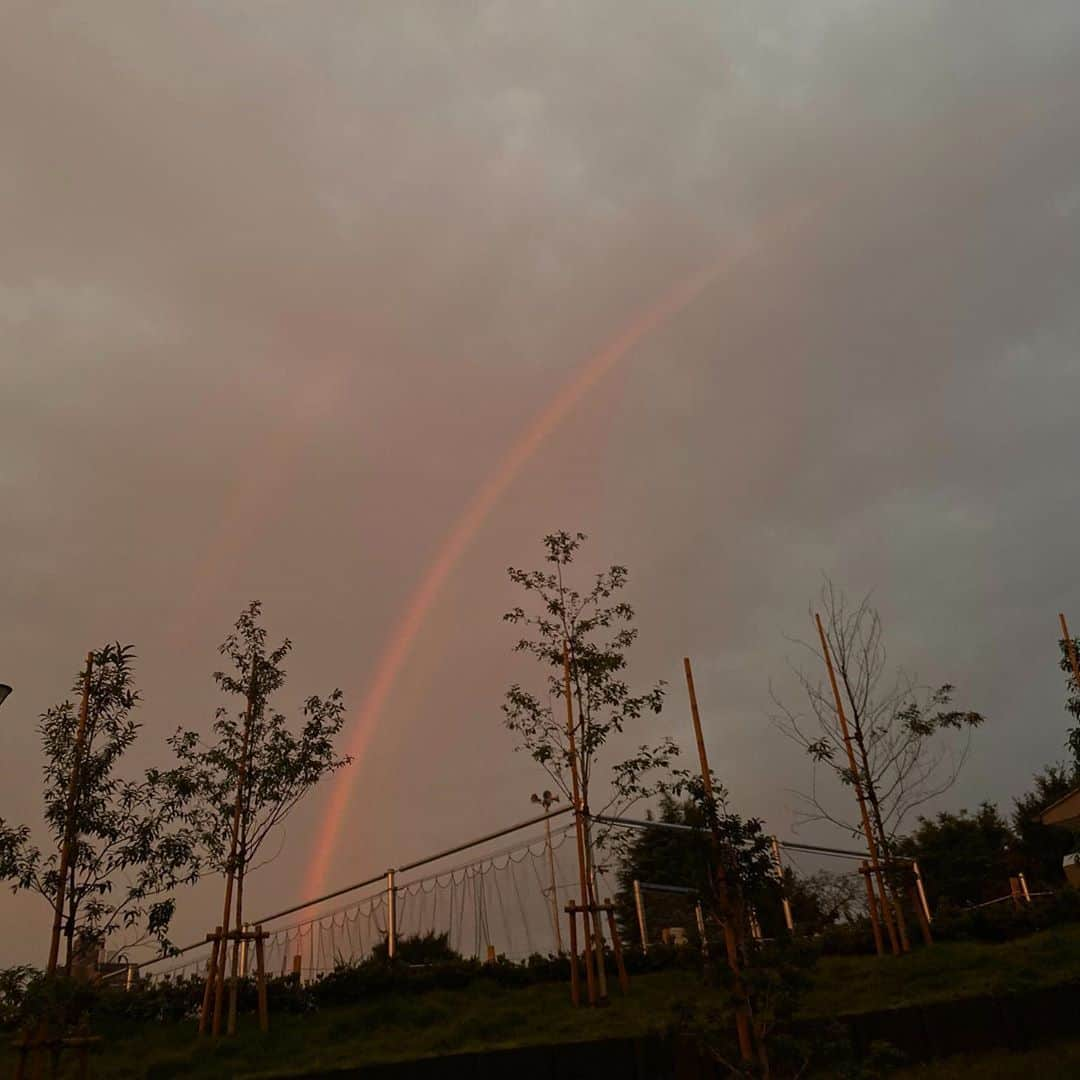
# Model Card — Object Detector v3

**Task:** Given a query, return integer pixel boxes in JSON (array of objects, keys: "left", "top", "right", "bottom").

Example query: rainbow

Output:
[{"left": 301, "top": 257, "right": 738, "bottom": 901}]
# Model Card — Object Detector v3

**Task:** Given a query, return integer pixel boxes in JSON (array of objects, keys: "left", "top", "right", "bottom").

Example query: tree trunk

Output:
[{"left": 64, "top": 862, "right": 77, "bottom": 975}]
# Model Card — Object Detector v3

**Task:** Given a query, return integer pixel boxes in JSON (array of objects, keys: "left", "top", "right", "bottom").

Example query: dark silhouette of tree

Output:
[
  {"left": 895, "top": 804, "right": 1012, "bottom": 909},
  {"left": 1011, "top": 764, "right": 1080, "bottom": 888},
  {"left": 612, "top": 794, "right": 777, "bottom": 946}
]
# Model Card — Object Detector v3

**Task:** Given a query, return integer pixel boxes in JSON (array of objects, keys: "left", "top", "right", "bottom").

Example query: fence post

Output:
[
  {"left": 386, "top": 869, "right": 397, "bottom": 960},
  {"left": 771, "top": 837, "right": 795, "bottom": 932},
  {"left": 240, "top": 923, "right": 250, "bottom": 977},
  {"left": 633, "top": 880, "right": 648, "bottom": 953}
]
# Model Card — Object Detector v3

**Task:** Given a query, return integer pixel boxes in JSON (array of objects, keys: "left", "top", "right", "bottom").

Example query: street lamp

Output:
[
  {"left": 0, "top": 684, "right": 11, "bottom": 708},
  {"left": 531, "top": 791, "right": 563, "bottom": 953}
]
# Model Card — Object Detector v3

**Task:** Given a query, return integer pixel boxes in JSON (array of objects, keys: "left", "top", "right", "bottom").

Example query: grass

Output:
[
  {"left": 894, "top": 1039, "right": 1080, "bottom": 1078},
  {"left": 801, "top": 921, "right": 1080, "bottom": 1018},
  {"left": 2, "top": 970, "right": 723, "bottom": 1079},
  {"left": 8, "top": 924, "right": 1080, "bottom": 1077}
]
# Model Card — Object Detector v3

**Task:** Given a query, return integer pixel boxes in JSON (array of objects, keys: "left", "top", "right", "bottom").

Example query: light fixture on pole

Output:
[{"left": 531, "top": 791, "right": 563, "bottom": 954}]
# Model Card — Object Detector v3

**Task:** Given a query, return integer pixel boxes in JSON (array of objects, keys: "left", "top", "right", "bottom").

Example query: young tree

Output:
[
  {"left": 773, "top": 580, "right": 985, "bottom": 860},
  {"left": 502, "top": 532, "right": 677, "bottom": 863},
  {"left": 164, "top": 603, "right": 349, "bottom": 966},
  {"left": 0, "top": 645, "right": 202, "bottom": 967}
]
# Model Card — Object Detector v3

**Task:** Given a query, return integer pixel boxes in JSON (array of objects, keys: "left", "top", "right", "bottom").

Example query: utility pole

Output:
[
  {"left": 47, "top": 653, "right": 93, "bottom": 976},
  {"left": 531, "top": 790, "right": 564, "bottom": 954}
]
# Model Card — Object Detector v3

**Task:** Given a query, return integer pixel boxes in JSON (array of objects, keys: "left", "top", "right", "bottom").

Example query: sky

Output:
[{"left": 2, "top": 1, "right": 1080, "bottom": 968}]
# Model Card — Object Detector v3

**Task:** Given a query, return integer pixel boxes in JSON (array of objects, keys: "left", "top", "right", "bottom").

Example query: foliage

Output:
[
  {"left": 502, "top": 532, "right": 677, "bottom": 822},
  {"left": 0, "top": 967, "right": 37, "bottom": 1030},
  {"left": 162, "top": 602, "right": 350, "bottom": 932},
  {"left": 0, "top": 644, "right": 202, "bottom": 962},
  {"left": 1057, "top": 632, "right": 1080, "bottom": 762},
  {"left": 368, "top": 931, "right": 463, "bottom": 966},
  {"left": 612, "top": 792, "right": 780, "bottom": 949},
  {"left": 895, "top": 803, "right": 1013, "bottom": 909},
  {"left": 773, "top": 579, "right": 985, "bottom": 858},
  {"left": 784, "top": 869, "right": 867, "bottom": 936},
  {"left": 930, "top": 887, "right": 1080, "bottom": 944},
  {"left": 1011, "top": 763, "right": 1080, "bottom": 888},
  {"left": 613, "top": 796, "right": 712, "bottom": 944},
  {"left": 671, "top": 938, "right": 818, "bottom": 1077}
]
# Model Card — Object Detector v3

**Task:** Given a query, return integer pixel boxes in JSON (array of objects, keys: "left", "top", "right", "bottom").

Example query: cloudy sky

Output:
[{"left": 3, "top": 1, "right": 1079, "bottom": 967}]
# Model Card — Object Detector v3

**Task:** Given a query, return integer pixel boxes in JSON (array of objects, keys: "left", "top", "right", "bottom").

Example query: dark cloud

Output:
[{"left": 2, "top": 1, "right": 1079, "bottom": 963}]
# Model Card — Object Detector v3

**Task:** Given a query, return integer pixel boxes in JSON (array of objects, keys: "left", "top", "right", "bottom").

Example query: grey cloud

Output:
[{"left": 2, "top": 1, "right": 1079, "bottom": 963}]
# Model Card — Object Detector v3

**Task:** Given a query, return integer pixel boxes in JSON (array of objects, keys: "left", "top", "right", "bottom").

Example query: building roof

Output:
[{"left": 1039, "top": 786, "right": 1080, "bottom": 829}]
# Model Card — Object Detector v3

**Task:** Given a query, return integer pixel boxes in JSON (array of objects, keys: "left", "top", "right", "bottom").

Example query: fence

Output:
[{"left": 145, "top": 809, "right": 630, "bottom": 983}]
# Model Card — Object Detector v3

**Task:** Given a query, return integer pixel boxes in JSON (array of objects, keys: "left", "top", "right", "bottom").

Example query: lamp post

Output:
[{"left": 531, "top": 790, "right": 563, "bottom": 954}]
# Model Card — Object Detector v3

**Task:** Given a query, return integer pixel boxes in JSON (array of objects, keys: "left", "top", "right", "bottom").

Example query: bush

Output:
[
  {"left": 0, "top": 967, "right": 38, "bottom": 1030},
  {"left": 932, "top": 887, "right": 1080, "bottom": 943}
]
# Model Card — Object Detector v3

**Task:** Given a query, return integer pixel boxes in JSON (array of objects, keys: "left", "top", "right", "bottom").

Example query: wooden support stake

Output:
[
  {"left": 603, "top": 901, "right": 630, "bottom": 994},
  {"left": 684, "top": 657, "right": 757, "bottom": 1067},
  {"left": 771, "top": 837, "right": 795, "bottom": 933},
  {"left": 198, "top": 927, "right": 223, "bottom": 1037},
  {"left": 633, "top": 879, "right": 648, "bottom": 952},
  {"left": 47, "top": 653, "right": 93, "bottom": 976},
  {"left": 1018, "top": 872, "right": 1032, "bottom": 904},
  {"left": 815, "top": 616, "right": 902, "bottom": 956},
  {"left": 211, "top": 658, "right": 259, "bottom": 1037},
  {"left": 254, "top": 925, "right": 269, "bottom": 1034},
  {"left": 912, "top": 859, "right": 933, "bottom": 928},
  {"left": 907, "top": 874, "right": 933, "bottom": 946},
  {"left": 563, "top": 643, "right": 598, "bottom": 1006},
  {"left": 695, "top": 902, "right": 709, "bottom": 959},
  {"left": 567, "top": 903, "right": 580, "bottom": 1007},
  {"left": 860, "top": 862, "right": 885, "bottom": 956}
]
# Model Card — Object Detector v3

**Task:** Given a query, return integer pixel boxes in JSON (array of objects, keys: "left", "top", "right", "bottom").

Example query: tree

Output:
[
  {"left": 502, "top": 532, "right": 677, "bottom": 867},
  {"left": 613, "top": 794, "right": 778, "bottom": 946},
  {"left": 164, "top": 602, "right": 350, "bottom": 955},
  {"left": 895, "top": 804, "right": 1012, "bottom": 909},
  {"left": 1011, "top": 764, "right": 1080, "bottom": 889},
  {"left": 782, "top": 869, "right": 866, "bottom": 934},
  {"left": 773, "top": 579, "right": 986, "bottom": 860},
  {"left": 613, "top": 796, "right": 712, "bottom": 945},
  {"left": 1056, "top": 630, "right": 1080, "bottom": 764},
  {"left": 0, "top": 645, "right": 202, "bottom": 967}
]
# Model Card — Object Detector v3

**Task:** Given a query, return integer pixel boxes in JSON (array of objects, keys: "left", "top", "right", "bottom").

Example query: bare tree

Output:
[{"left": 773, "top": 580, "right": 985, "bottom": 857}]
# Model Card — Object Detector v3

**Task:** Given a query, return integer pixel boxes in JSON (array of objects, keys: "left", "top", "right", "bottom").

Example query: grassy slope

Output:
[
  {"left": 8, "top": 925, "right": 1080, "bottom": 1077},
  {"left": 895, "top": 1040, "right": 1080, "bottom": 1079},
  {"left": 802, "top": 921, "right": 1080, "bottom": 1017},
  {"left": 3, "top": 970, "right": 723, "bottom": 1080}
]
